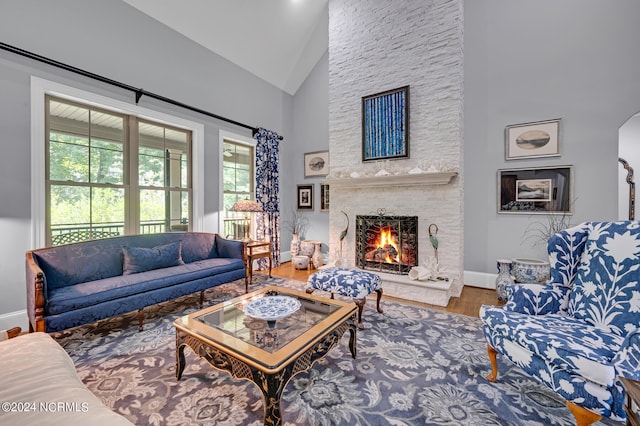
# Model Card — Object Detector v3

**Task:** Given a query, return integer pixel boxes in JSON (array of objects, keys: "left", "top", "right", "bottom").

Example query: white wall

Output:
[
  {"left": 287, "top": 51, "right": 330, "bottom": 253},
  {"left": 0, "top": 0, "right": 290, "bottom": 328},
  {"left": 463, "top": 0, "right": 640, "bottom": 280}
]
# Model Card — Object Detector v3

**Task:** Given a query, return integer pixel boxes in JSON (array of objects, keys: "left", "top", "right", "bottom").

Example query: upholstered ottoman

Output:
[{"left": 307, "top": 267, "right": 383, "bottom": 330}]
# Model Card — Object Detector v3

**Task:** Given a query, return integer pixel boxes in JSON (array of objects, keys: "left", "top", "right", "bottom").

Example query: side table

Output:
[
  {"left": 244, "top": 241, "right": 272, "bottom": 291},
  {"left": 621, "top": 376, "right": 640, "bottom": 426}
]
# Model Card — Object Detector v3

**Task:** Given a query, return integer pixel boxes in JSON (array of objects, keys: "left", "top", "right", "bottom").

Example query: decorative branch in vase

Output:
[
  {"left": 521, "top": 210, "right": 573, "bottom": 250},
  {"left": 284, "top": 209, "right": 309, "bottom": 257}
]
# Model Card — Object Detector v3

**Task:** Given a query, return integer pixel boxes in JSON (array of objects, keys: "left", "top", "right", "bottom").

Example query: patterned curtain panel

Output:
[{"left": 254, "top": 127, "right": 281, "bottom": 268}]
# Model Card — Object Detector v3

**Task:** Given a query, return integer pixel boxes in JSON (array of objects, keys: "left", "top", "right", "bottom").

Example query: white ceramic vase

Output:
[
  {"left": 312, "top": 242, "right": 323, "bottom": 268},
  {"left": 290, "top": 233, "right": 300, "bottom": 257}
]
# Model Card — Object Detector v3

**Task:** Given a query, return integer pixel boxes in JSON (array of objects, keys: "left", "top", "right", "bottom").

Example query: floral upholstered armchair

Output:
[{"left": 480, "top": 221, "right": 640, "bottom": 426}]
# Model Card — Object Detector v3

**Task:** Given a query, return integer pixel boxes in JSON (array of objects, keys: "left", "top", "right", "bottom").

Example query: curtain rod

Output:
[{"left": 0, "top": 41, "right": 283, "bottom": 140}]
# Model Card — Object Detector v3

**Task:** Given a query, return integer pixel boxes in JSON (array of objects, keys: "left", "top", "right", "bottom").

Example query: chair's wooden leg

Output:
[
  {"left": 486, "top": 345, "right": 499, "bottom": 382},
  {"left": 6, "top": 327, "right": 21, "bottom": 339},
  {"left": 566, "top": 401, "right": 601, "bottom": 426},
  {"left": 199, "top": 290, "right": 205, "bottom": 307},
  {"left": 375, "top": 289, "right": 383, "bottom": 313},
  {"left": 353, "top": 298, "right": 366, "bottom": 330},
  {"left": 138, "top": 308, "right": 144, "bottom": 332}
]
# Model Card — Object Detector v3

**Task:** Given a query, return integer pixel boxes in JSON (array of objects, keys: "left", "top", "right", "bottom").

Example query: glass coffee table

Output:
[{"left": 174, "top": 285, "right": 358, "bottom": 426}]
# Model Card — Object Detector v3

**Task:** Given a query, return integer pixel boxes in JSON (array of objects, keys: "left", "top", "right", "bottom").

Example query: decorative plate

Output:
[{"left": 244, "top": 296, "right": 301, "bottom": 321}]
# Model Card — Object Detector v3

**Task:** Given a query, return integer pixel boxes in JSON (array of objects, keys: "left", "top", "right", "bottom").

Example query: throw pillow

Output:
[
  {"left": 570, "top": 221, "right": 640, "bottom": 336},
  {"left": 122, "top": 241, "right": 184, "bottom": 275}
]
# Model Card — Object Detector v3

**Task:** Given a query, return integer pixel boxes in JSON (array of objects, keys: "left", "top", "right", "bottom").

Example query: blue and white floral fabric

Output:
[
  {"left": 307, "top": 267, "right": 382, "bottom": 299},
  {"left": 481, "top": 221, "right": 640, "bottom": 422},
  {"left": 254, "top": 127, "right": 281, "bottom": 269}
]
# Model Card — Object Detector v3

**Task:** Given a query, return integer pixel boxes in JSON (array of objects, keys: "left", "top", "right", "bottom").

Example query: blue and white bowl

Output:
[
  {"left": 511, "top": 258, "right": 550, "bottom": 284},
  {"left": 244, "top": 296, "right": 301, "bottom": 321}
]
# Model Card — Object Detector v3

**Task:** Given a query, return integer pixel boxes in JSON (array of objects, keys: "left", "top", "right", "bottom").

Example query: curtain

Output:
[{"left": 254, "top": 127, "right": 281, "bottom": 268}]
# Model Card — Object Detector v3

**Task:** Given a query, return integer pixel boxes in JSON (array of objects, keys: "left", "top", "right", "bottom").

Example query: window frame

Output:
[
  {"left": 31, "top": 77, "right": 204, "bottom": 249},
  {"left": 219, "top": 130, "right": 256, "bottom": 239}
]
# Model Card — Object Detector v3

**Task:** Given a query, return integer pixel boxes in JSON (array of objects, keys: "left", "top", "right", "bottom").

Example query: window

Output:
[
  {"left": 46, "top": 96, "right": 192, "bottom": 245},
  {"left": 222, "top": 139, "right": 255, "bottom": 239}
]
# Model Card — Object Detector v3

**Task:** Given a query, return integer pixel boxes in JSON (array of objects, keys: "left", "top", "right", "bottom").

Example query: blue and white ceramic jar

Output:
[
  {"left": 511, "top": 258, "right": 550, "bottom": 284},
  {"left": 495, "top": 258, "right": 514, "bottom": 302}
]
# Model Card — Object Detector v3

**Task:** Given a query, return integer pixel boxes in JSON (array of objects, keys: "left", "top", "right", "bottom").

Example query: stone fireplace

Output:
[
  {"left": 327, "top": 0, "right": 464, "bottom": 306},
  {"left": 356, "top": 213, "right": 418, "bottom": 275}
]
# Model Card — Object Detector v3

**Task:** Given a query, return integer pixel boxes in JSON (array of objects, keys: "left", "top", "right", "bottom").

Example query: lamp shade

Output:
[{"left": 231, "top": 199, "right": 262, "bottom": 212}]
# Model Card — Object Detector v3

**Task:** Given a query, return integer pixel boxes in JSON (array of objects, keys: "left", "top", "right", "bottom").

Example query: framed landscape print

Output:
[
  {"left": 515, "top": 179, "right": 552, "bottom": 202},
  {"left": 297, "top": 184, "right": 313, "bottom": 210},
  {"left": 304, "top": 151, "right": 329, "bottom": 177},
  {"left": 498, "top": 166, "right": 573, "bottom": 214},
  {"left": 362, "top": 86, "right": 409, "bottom": 162},
  {"left": 505, "top": 118, "right": 561, "bottom": 160}
]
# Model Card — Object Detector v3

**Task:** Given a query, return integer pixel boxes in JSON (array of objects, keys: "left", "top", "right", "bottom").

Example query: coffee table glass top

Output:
[{"left": 175, "top": 286, "right": 351, "bottom": 358}]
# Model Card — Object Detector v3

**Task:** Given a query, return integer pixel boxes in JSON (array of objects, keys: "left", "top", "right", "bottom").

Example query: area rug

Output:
[{"left": 52, "top": 275, "right": 620, "bottom": 426}]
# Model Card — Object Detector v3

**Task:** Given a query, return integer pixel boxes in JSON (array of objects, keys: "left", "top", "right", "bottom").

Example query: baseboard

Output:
[
  {"left": 463, "top": 270, "right": 496, "bottom": 289},
  {"left": 0, "top": 310, "right": 29, "bottom": 332}
]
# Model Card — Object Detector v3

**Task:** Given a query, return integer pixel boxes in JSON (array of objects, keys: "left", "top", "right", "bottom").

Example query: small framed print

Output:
[
  {"left": 515, "top": 179, "right": 552, "bottom": 202},
  {"left": 320, "top": 184, "right": 330, "bottom": 211},
  {"left": 505, "top": 118, "right": 561, "bottom": 160},
  {"left": 304, "top": 151, "right": 329, "bottom": 177},
  {"left": 297, "top": 184, "right": 313, "bottom": 210}
]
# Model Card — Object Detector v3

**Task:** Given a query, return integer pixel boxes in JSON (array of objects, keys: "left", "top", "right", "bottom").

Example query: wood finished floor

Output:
[{"left": 261, "top": 262, "right": 500, "bottom": 318}]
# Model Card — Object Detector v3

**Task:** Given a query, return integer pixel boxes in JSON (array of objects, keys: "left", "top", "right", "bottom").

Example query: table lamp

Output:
[{"left": 231, "top": 198, "right": 262, "bottom": 242}]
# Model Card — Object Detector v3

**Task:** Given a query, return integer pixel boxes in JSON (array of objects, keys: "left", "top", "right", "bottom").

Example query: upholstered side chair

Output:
[{"left": 480, "top": 221, "right": 640, "bottom": 426}]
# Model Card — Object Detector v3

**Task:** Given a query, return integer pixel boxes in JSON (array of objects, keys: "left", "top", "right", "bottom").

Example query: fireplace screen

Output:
[{"left": 356, "top": 215, "right": 418, "bottom": 274}]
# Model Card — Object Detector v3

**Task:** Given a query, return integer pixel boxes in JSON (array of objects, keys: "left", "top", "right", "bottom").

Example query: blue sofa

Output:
[{"left": 26, "top": 232, "right": 246, "bottom": 333}]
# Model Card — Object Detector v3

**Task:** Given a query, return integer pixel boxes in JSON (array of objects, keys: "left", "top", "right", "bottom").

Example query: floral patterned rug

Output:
[{"left": 52, "top": 275, "right": 620, "bottom": 426}]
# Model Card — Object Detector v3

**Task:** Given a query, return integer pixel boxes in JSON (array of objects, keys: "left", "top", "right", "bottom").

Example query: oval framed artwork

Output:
[{"left": 505, "top": 118, "right": 561, "bottom": 160}]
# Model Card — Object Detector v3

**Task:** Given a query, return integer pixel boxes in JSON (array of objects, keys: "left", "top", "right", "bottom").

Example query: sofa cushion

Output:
[
  {"left": 122, "top": 241, "right": 184, "bottom": 275},
  {"left": 47, "top": 258, "right": 245, "bottom": 315},
  {"left": 32, "top": 233, "right": 220, "bottom": 290},
  {"left": 0, "top": 333, "right": 133, "bottom": 425},
  {"left": 570, "top": 221, "right": 640, "bottom": 336},
  {"left": 481, "top": 306, "right": 624, "bottom": 387}
]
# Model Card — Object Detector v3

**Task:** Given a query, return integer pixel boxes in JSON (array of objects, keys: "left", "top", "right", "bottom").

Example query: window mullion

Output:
[{"left": 127, "top": 116, "right": 139, "bottom": 235}]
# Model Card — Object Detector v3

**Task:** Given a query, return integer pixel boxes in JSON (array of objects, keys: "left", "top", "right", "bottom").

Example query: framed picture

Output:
[
  {"left": 515, "top": 179, "right": 552, "bottom": 202},
  {"left": 362, "top": 86, "right": 409, "bottom": 162},
  {"left": 304, "top": 151, "right": 329, "bottom": 177},
  {"left": 498, "top": 166, "right": 573, "bottom": 214},
  {"left": 320, "top": 184, "right": 330, "bottom": 211},
  {"left": 505, "top": 118, "right": 561, "bottom": 160},
  {"left": 297, "top": 184, "right": 313, "bottom": 210}
]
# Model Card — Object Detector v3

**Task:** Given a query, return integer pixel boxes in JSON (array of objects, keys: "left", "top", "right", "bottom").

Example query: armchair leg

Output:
[
  {"left": 566, "top": 402, "right": 601, "bottom": 426},
  {"left": 486, "top": 345, "right": 498, "bottom": 382}
]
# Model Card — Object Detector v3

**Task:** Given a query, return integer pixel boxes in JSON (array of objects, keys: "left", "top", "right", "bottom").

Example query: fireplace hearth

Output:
[{"left": 356, "top": 213, "right": 418, "bottom": 274}]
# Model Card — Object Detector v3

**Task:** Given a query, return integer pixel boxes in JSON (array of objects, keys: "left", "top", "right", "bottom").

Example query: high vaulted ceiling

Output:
[{"left": 122, "top": 0, "right": 329, "bottom": 95}]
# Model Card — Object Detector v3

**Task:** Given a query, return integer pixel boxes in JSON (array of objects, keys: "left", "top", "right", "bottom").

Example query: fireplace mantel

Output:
[{"left": 325, "top": 171, "right": 457, "bottom": 189}]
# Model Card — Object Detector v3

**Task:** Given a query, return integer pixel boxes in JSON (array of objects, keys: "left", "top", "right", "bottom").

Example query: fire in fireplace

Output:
[{"left": 356, "top": 213, "right": 418, "bottom": 274}]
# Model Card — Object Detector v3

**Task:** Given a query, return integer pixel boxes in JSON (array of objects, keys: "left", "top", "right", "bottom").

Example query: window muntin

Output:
[
  {"left": 46, "top": 96, "right": 192, "bottom": 245},
  {"left": 222, "top": 140, "right": 255, "bottom": 239}
]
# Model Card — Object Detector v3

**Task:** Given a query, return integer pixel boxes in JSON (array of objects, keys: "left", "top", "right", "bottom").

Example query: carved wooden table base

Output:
[{"left": 176, "top": 313, "right": 357, "bottom": 426}]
